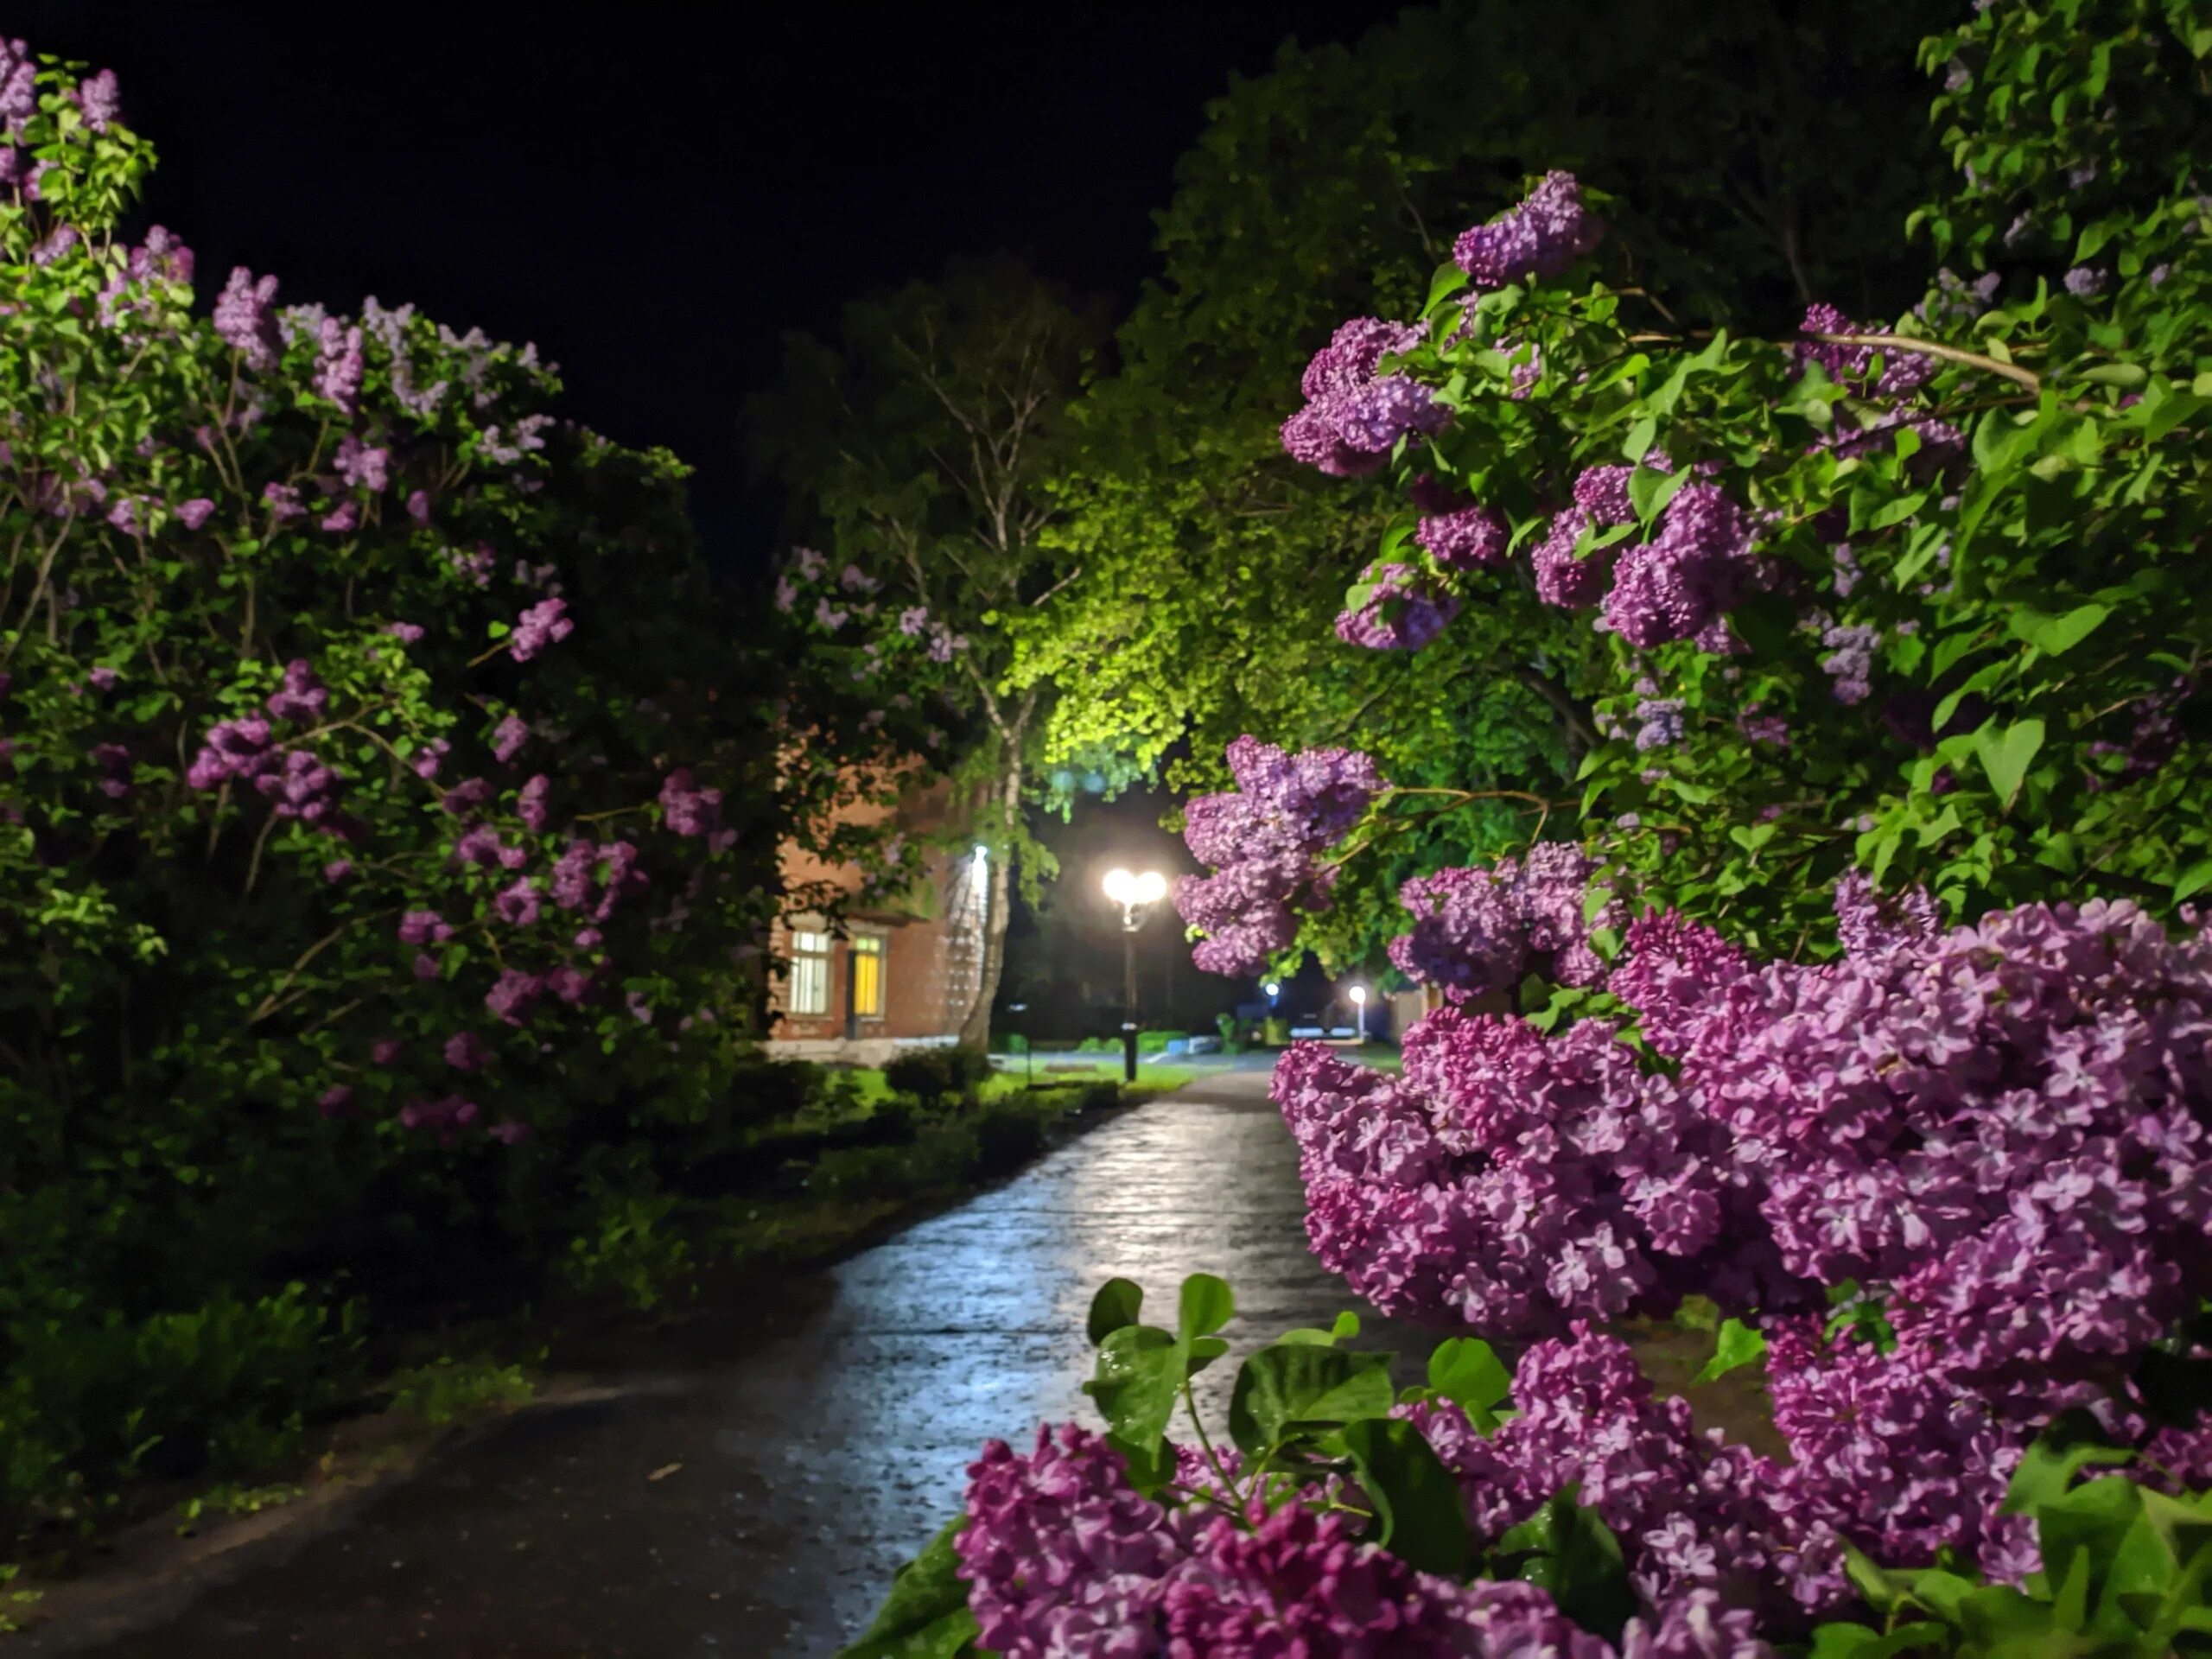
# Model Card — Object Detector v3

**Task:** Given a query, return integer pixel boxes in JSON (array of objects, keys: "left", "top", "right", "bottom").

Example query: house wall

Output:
[{"left": 764, "top": 777, "right": 987, "bottom": 1063}]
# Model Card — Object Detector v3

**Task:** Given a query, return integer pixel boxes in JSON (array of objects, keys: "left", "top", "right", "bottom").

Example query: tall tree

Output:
[
  {"left": 746, "top": 257, "right": 1110, "bottom": 1045},
  {"left": 1014, "top": 0, "right": 1942, "bottom": 971}
]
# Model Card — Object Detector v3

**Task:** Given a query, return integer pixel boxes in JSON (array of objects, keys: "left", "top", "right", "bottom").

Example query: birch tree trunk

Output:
[{"left": 958, "top": 755, "right": 1020, "bottom": 1050}]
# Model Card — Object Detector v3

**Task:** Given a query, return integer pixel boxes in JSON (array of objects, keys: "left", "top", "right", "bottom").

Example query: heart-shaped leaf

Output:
[
  {"left": 1083, "top": 1324, "right": 1184, "bottom": 1453},
  {"left": 1427, "top": 1338, "right": 1513, "bottom": 1424},
  {"left": 1341, "top": 1417, "right": 1472, "bottom": 1576},
  {"left": 1229, "top": 1343, "right": 1395, "bottom": 1456},
  {"left": 1087, "top": 1278, "right": 1144, "bottom": 1345},
  {"left": 1973, "top": 716, "right": 2045, "bottom": 811},
  {"left": 1178, "top": 1274, "right": 1234, "bottom": 1343}
]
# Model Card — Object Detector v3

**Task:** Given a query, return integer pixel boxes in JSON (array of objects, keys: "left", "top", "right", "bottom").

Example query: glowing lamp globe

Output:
[{"left": 1103, "top": 868, "right": 1167, "bottom": 906}]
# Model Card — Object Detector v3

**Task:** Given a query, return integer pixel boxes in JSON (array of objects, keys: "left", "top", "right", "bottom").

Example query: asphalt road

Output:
[{"left": 77, "top": 1058, "right": 1447, "bottom": 1658}]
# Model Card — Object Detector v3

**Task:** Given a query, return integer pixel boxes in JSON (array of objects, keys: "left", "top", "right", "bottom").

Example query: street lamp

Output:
[
  {"left": 1349, "top": 982, "right": 1367, "bottom": 1042},
  {"left": 1102, "top": 866, "right": 1168, "bottom": 1083}
]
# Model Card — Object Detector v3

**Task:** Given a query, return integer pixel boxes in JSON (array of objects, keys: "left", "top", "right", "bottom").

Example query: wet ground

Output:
[{"left": 62, "top": 1058, "right": 1452, "bottom": 1659}]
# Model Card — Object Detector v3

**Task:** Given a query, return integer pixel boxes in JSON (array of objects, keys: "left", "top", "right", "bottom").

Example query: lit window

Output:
[
  {"left": 851, "top": 934, "right": 885, "bottom": 1019},
  {"left": 789, "top": 928, "right": 830, "bottom": 1016}
]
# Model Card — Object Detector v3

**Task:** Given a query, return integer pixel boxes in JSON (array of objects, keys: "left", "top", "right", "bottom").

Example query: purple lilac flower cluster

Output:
[
  {"left": 509, "top": 596, "right": 573, "bottom": 662},
  {"left": 1174, "top": 737, "right": 1386, "bottom": 977},
  {"left": 957, "top": 1421, "right": 1776, "bottom": 1657},
  {"left": 1816, "top": 620, "right": 1878, "bottom": 704},
  {"left": 1387, "top": 842, "right": 1619, "bottom": 1001},
  {"left": 1334, "top": 562, "right": 1460, "bottom": 651},
  {"left": 1452, "top": 171, "right": 1605, "bottom": 289},
  {"left": 1600, "top": 484, "right": 1762, "bottom": 651},
  {"left": 1277, "top": 1013, "right": 1773, "bottom": 1335},
  {"left": 1280, "top": 317, "right": 1447, "bottom": 476},
  {"left": 1405, "top": 1332, "right": 1843, "bottom": 1621},
  {"left": 1271, "top": 876, "right": 2212, "bottom": 1570},
  {"left": 1793, "top": 304, "right": 1936, "bottom": 397}
]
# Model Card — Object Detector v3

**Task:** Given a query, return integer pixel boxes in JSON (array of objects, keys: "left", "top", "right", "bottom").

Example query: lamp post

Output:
[
  {"left": 1102, "top": 866, "right": 1168, "bottom": 1084},
  {"left": 1349, "top": 982, "right": 1367, "bottom": 1044}
]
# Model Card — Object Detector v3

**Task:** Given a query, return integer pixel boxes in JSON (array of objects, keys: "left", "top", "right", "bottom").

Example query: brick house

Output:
[{"left": 764, "top": 776, "right": 988, "bottom": 1065}]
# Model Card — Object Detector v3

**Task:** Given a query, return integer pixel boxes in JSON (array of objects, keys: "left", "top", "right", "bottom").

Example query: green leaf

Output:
[
  {"left": 1341, "top": 1417, "right": 1472, "bottom": 1576},
  {"left": 1177, "top": 1274, "right": 1234, "bottom": 1343},
  {"left": 836, "top": 1517, "right": 983, "bottom": 1658},
  {"left": 2078, "top": 361, "right": 2145, "bottom": 389},
  {"left": 1427, "top": 1337, "right": 1513, "bottom": 1427},
  {"left": 1277, "top": 1310, "right": 1362, "bottom": 1348},
  {"left": 1623, "top": 415, "right": 1657, "bottom": 461},
  {"left": 2006, "top": 603, "right": 2107, "bottom": 656},
  {"left": 1973, "top": 717, "right": 2044, "bottom": 811},
  {"left": 1421, "top": 262, "right": 1471, "bottom": 317},
  {"left": 1808, "top": 1623, "right": 1949, "bottom": 1658},
  {"left": 2173, "top": 861, "right": 2212, "bottom": 903},
  {"left": 1104, "top": 1430, "right": 1176, "bottom": 1497},
  {"left": 1693, "top": 1318, "right": 1767, "bottom": 1385},
  {"left": 2003, "top": 1411, "right": 2136, "bottom": 1516},
  {"left": 1083, "top": 1324, "right": 1185, "bottom": 1453},
  {"left": 1228, "top": 1343, "right": 1395, "bottom": 1456},
  {"left": 1497, "top": 1489, "right": 1639, "bottom": 1642},
  {"left": 1087, "top": 1278, "right": 1144, "bottom": 1345},
  {"left": 1628, "top": 463, "right": 1690, "bottom": 524}
]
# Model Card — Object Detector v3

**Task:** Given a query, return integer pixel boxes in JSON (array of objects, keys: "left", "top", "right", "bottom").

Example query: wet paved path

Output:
[{"left": 79, "top": 1059, "right": 1440, "bottom": 1658}]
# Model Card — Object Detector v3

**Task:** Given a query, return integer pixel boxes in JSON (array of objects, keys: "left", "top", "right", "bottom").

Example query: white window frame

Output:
[{"left": 788, "top": 927, "right": 831, "bottom": 1016}]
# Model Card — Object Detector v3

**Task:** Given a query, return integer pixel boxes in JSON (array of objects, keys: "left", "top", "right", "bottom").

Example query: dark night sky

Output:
[{"left": 22, "top": 2, "right": 1404, "bottom": 582}]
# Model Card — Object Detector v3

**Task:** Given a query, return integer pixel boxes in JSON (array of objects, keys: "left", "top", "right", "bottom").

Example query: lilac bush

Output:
[{"left": 0, "top": 41, "right": 866, "bottom": 1527}]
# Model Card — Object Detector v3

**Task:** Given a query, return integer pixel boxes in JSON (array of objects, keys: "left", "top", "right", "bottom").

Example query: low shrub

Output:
[
  {"left": 2, "top": 1286, "right": 352, "bottom": 1526},
  {"left": 881, "top": 1046, "right": 992, "bottom": 1103},
  {"left": 973, "top": 1101, "right": 1047, "bottom": 1174}
]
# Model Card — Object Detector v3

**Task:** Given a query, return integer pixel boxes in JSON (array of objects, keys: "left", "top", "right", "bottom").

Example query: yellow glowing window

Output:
[{"left": 850, "top": 934, "right": 885, "bottom": 1019}]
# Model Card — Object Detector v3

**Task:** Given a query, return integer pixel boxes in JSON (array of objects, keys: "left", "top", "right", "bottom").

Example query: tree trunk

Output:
[{"left": 957, "top": 760, "right": 1020, "bottom": 1050}]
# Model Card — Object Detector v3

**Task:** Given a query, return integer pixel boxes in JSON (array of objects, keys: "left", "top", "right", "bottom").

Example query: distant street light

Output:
[
  {"left": 1349, "top": 982, "right": 1368, "bottom": 1042},
  {"left": 1264, "top": 980, "right": 1281, "bottom": 1002},
  {"left": 1102, "top": 866, "right": 1168, "bottom": 1083}
]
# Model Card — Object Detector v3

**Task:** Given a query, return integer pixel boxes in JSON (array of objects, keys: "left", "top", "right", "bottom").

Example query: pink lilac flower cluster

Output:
[
  {"left": 1531, "top": 454, "right": 1670, "bottom": 610},
  {"left": 1273, "top": 866, "right": 2212, "bottom": 1567},
  {"left": 658, "top": 767, "right": 736, "bottom": 851},
  {"left": 1655, "top": 896, "right": 2212, "bottom": 1401},
  {"left": 1452, "top": 171, "right": 1605, "bottom": 289},
  {"left": 1277, "top": 1014, "right": 1780, "bottom": 1335},
  {"left": 1281, "top": 317, "right": 1447, "bottom": 477},
  {"left": 1388, "top": 842, "right": 1619, "bottom": 1001},
  {"left": 957, "top": 1421, "right": 1773, "bottom": 1657},
  {"left": 1334, "top": 562, "right": 1460, "bottom": 651},
  {"left": 1792, "top": 304, "right": 1936, "bottom": 397},
  {"left": 1404, "top": 1331, "right": 1843, "bottom": 1622},
  {"left": 509, "top": 596, "right": 573, "bottom": 662},
  {"left": 1174, "top": 737, "right": 1387, "bottom": 976},
  {"left": 1417, "top": 501, "right": 1510, "bottom": 570}
]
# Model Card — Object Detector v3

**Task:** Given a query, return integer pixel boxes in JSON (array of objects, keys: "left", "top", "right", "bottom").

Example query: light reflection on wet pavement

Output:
[{"left": 87, "top": 1060, "right": 1447, "bottom": 1658}]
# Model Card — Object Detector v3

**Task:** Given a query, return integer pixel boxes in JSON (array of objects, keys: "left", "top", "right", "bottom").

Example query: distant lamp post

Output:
[
  {"left": 1008, "top": 1001, "right": 1032, "bottom": 1086},
  {"left": 1102, "top": 866, "right": 1168, "bottom": 1083},
  {"left": 1264, "top": 980, "right": 1281, "bottom": 1003},
  {"left": 1349, "top": 983, "right": 1368, "bottom": 1042}
]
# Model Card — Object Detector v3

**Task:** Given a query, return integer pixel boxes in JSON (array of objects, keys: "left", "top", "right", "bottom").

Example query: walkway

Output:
[{"left": 69, "top": 1060, "right": 1438, "bottom": 1657}]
